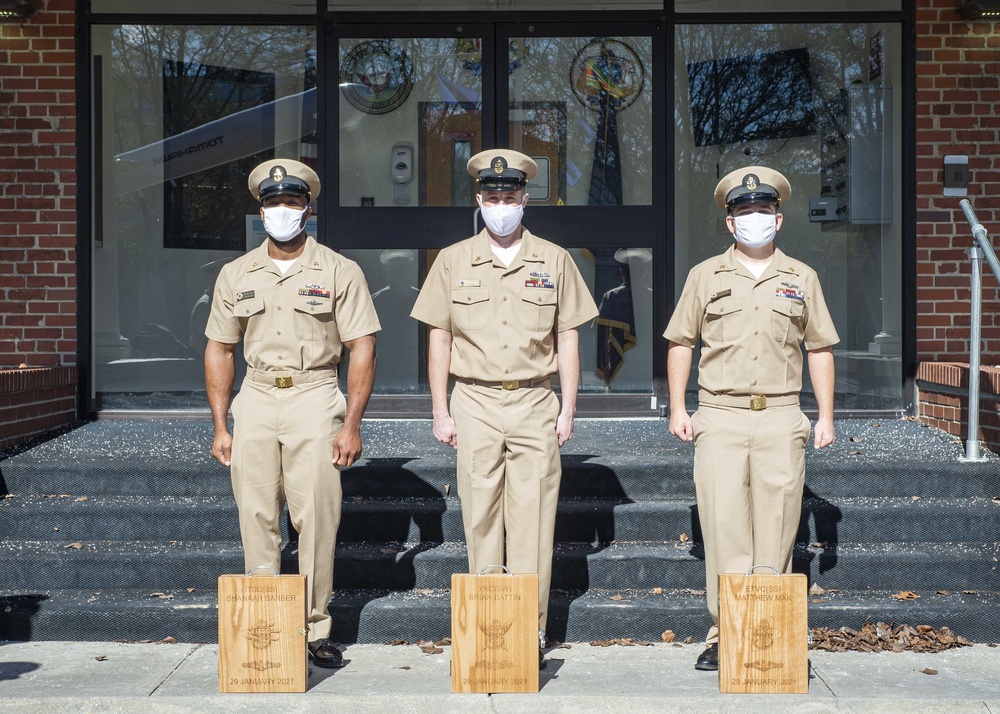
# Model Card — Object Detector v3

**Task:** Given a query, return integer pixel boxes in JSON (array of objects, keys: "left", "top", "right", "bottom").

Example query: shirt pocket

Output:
[
  {"left": 771, "top": 297, "right": 805, "bottom": 343},
  {"left": 518, "top": 288, "right": 558, "bottom": 332},
  {"left": 451, "top": 287, "right": 490, "bottom": 331},
  {"left": 235, "top": 297, "right": 266, "bottom": 342},
  {"left": 702, "top": 296, "right": 742, "bottom": 346},
  {"left": 293, "top": 294, "right": 334, "bottom": 341}
]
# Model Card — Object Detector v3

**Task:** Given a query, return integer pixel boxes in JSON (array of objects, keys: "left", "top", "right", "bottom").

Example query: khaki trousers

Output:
[
  {"left": 230, "top": 374, "right": 345, "bottom": 641},
  {"left": 691, "top": 403, "right": 811, "bottom": 645},
  {"left": 450, "top": 381, "right": 561, "bottom": 630}
]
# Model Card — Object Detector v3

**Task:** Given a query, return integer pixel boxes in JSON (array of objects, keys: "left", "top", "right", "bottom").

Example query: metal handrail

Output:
[{"left": 957, "top": 199, "right": 1000, "bottom": 462}]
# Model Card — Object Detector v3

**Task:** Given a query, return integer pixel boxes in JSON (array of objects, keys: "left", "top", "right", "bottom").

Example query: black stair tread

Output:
[
  {"left": 3, "top": 418, "right": 991, "bottom": 465},
  {"left": 4, "top": 538, "right": 997, "bottom": 563},
  {"left": 6, "top": 460, "right": 997, "bottom": 499},
  {"left": 4, "top": 587, "right": 998, "bottom": 644},
  {"left": 8, "top": 538, "right": 995, "bottom": 593},
  {"left": 5, "top": 491, "right": 1000, "bottom": 511},
  {"left": 4, "top": 419, "right": 997, "bottom": 498}
]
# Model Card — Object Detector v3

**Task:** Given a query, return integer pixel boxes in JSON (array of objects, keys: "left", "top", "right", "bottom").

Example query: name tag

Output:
[
  {"left": 458, "top": 279, "right": 481, "bottom": 287},
  {"left": 235, "top": 290, "right": 255, "bottom": 301}
]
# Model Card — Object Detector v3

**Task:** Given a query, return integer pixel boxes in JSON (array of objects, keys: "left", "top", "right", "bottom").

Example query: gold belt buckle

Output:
[
  {"left": 749, "top": 394, "right": 767, "bottom": 411},
  {"left": 501, "top": 379, "right": 520, "bottom": 390},
  {"left": 275, "top": 376, "right": 294, "bottom": 389}
]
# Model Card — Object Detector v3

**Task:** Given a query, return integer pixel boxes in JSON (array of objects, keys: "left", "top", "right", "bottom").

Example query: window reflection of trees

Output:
[
  {"left": 511, "top": 36, "right": 653, "bottom": 206},
  {"left": 108, "top": 25, "right": 313, "bottom": 351},
  {"left": 338, "top": 35, "right": 653, "bottom": 207},
  {"left": 675, "top": 24, "right": 885, "bottom": 178},
  {"left": 675, "top": 23, "right": 891, "bottom": 270}
]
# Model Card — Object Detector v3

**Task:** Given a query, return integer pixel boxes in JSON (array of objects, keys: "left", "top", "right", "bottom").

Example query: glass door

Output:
[{"left": 327, "top": 22, "right": 665, "bottom": 415}]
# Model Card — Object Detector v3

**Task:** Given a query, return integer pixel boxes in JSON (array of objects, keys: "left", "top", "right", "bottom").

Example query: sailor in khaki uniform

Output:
[
  {"left": 410, "top": 149, "right": 598, "bottom": 667},
  {"left": 204, "top": 159, "right": 380, "bottom": 669},
  {"left": 663, "top": 166, "right": 839, "bottom": 672}
]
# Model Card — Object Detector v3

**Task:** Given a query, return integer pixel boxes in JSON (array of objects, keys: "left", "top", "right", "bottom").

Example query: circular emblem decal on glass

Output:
[
  {"left": 340, "top": 40, "right": 414, "bottom": 115},
  {"left": 570, "top": 38, "right": 644, "bottom": 112}
]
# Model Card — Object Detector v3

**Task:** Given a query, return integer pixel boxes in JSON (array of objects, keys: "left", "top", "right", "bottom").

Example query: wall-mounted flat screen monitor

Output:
[{"left": 687, "top": 47, "right": 815, "bottom": 147}]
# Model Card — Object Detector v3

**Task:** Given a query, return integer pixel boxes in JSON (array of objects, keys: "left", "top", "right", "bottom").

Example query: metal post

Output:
[
  {"left": 957, "top": 199, "right": 993, "bottom": 462},
  {"left": 961, "top": 243, "right": 984, "bottom": 462}
]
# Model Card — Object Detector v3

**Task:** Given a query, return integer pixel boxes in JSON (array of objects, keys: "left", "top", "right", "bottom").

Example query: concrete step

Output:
[
  {"left": 5, "top": 539, "right": 998, "bottom": 593},
  {"left": 3, "top": 586, "right": 998, "bottom": 645},
  {"left": 3, "top": 417, "right": 999, "bottom": 647},
  {"left": 3, "top": 493, "right": 1000, "bottom": 545},
  {"left": 3, "top": 419, "right": 998, "bottom": 500}
]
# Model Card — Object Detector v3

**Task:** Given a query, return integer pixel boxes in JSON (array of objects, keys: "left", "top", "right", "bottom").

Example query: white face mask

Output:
[
  {"left": 478, "top": 196, "right": 524, "bottom": 237},
  {"left": 732, "top": 212, "right": 777, "bottom": 249},
  {"left": 262, "top": 205, "right": 308, "bottom": 243}
]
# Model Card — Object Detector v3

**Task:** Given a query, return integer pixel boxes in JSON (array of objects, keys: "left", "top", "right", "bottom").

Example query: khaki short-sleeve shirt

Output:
[
  {"left": 663, "top": 245, "right": 839, "bottom": 396},
  {"left": 410, "top": 229, "right": 599, "bottom": 382},
  {"left": 205, "top": 236, "right": 381, "bottom": 371}
]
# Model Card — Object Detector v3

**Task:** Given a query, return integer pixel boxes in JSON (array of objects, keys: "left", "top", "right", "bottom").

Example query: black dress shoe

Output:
[
  {"left": 308, "top": 638, "right": 345, "bottom": 669},
  {"left": 695, "top": 643, "right": 718, "bottom": 671}
]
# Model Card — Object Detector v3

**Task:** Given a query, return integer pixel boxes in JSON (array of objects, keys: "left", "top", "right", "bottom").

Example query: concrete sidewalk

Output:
[{"left": 1, "top": 640, "right": 998, "bottom": 713}]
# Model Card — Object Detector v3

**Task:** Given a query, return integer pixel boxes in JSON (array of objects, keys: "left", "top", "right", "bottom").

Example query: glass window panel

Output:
[
  {"left": 509, "top": 35, "right": 652, "bottom": 206},
  {"left": 92, "top": 24, "right": 315, "bottom": 409},
  {"left": 675, "top": 0, "right": 899, "bottom": 11},
  {"left": 330, "top": 1, "right": 659, "bottom": 10},
  {"left": 674, "top": 23, "right": 902, "bottom": 410},
  {"left": 338, "top": 37, "right": 483, "bottom": 208},
  {"left": 94, "top": 0, "right": 315, "bottom": 13},
  {"left": 342, "top": 246, "right": 654, "bottom": 395}
]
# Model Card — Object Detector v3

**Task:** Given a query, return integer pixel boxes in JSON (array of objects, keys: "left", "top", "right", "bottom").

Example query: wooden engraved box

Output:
[
  {"left": 718, "top": 571, "right": 808, "bottom": 694},
  {"left": 451, "top": 572, "right": 539, "bottom": 693},
  {"left": 218, "top": 573, "right": 307, "bottom": 693}
]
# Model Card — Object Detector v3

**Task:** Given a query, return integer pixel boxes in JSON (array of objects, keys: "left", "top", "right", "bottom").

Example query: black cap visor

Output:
[
  {"left": 726, "top": 190, "right": 779, "bottom": 211},
  {"left": 478, "top": 174, "right": 527, "bottom": 191},
  {"left": 258, "top": 178, "right": 311, "bottom": 202}
]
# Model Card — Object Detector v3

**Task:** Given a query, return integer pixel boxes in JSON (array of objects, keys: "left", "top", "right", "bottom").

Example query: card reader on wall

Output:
[
  {"left": 392, "top": 142, "right": 414, "bottom": 205},
  {"left": 808, "top": 198, "right": 837, "bottom": 222},
  {"left": 943, "top": 155, "right": 969, "bottom": 197}
]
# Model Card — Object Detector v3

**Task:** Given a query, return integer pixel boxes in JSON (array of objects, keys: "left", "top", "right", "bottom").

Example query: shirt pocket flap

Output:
[
  {"left": 705, "top": 296, "right": 742, "bottom": 317},
  {"left": 235, "top": 297, "right": 265, "bottom": 317},
  {"left": 521, "top": 287, "right": 558, "bottom": 306},
  {"left": 772, "top": 297, "right": 805, "bottom": 317},
  {"left": 452, "top": 287, "right": 490, "bottom": 305},
  {"left": 294, "top": 294, "right": 334, "bottom": 315}
]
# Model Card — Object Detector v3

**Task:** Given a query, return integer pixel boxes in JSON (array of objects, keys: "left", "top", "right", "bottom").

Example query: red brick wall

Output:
[
  {"left": 916, "top": 362, "right": 1000, "bottom": 454},
  {"left": 916, "top": 0, "right": 1000, "bottom": 364},
  {"left": 0, "top": 366, "right": 78, "bottom": 450},
  {"left": 0, "top": 0, "right": 77, "bottom": 370}
]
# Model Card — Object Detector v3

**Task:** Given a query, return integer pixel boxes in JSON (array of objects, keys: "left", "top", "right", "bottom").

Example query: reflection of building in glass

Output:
[{"left": 371, "top": 249, "right": 421, "bottom": 391}]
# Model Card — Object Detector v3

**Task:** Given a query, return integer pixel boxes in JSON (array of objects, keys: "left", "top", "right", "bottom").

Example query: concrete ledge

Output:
[
  {"left": 0, "top": 366, "right": 78, "bottom": 451},
  {"left": 916, "top": 361, "right": 1000, "bottom": 454}
]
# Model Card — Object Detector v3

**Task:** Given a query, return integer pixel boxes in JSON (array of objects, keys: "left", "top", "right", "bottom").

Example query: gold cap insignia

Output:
[
  {"left": 492, "top": 157, "right": 507, "bottom": 174},
  {"left": 270, "top": 166, "right": 285, "bottom": 182},
  {"left": 743, "top": 174, "right": 758, "bottom": 191}
]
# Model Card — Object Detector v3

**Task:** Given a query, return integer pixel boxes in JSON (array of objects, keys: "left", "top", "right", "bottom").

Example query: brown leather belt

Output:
[
  {"left": 456, "top": 376, "right": 552, "bottom": 391},
  {"left": 246, "top": 367, "right": 338, "bottom": 389},
  {"left": 698, "top": 390, "right": 799, "bottom": 411}
]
